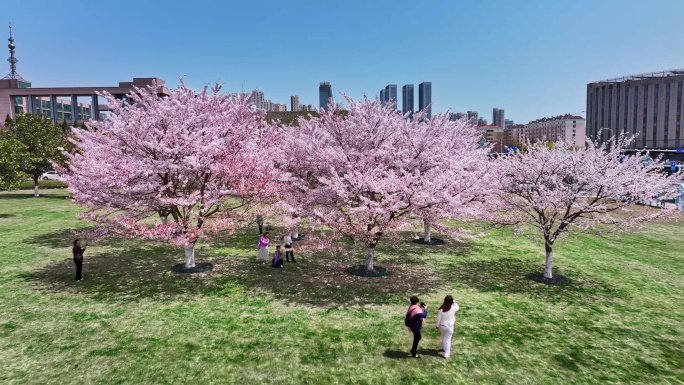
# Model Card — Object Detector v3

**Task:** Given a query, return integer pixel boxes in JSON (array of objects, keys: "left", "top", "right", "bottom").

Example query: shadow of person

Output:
[{"left": 382, "top": 350, "right": 410, "bottom": 359}]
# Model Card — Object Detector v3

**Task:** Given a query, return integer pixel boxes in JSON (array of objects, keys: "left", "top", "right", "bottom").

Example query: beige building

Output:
[
  {"left": 525, "top": 114, "right": 586, "bottom": 147},
  {"left": 477, "top": 125, "right": 505, "bottom": 152},
  {"left": 506, "top": 124, "right": 526, "bottom": 147},
  {"left": 586, "top": 69, "right": 684, "bottom": 149}
]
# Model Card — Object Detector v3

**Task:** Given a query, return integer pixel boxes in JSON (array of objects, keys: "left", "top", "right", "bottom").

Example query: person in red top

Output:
[{"left": 407, "top": 296, "right": 428, "bottom": 358}]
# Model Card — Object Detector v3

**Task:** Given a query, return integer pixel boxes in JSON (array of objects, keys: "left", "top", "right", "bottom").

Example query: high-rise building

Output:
[
  {"left": 290, "top": 95, "right": 300, "bottom": 112},
  {"left": 449, "top": 112, "right": 466, "bottom": 121},
  {"left": 586, "top": 69, "right": 684, "bottom": 149},
  {"left": 379, "top": 89, "right": 385, "bottom": 105},
  {"left": 383, "top": 84, "right": 397, "bottom": 109},
  {"left": 418, "top": 82, "right": 432, "bottom": 118},
  {"left": 478, "top": 117, "right": 488, "bottom": 126},
  {"left": 505, "top": 119, "right": 514, "bottom": 127},
  {"left": 467, "top": 110, "right": 479, "bottom": 124},
  {"left": 402, "top": 84, "right": 414, "bottom": 114},
  {"left": 252, "top": 91, "right": 265, "bottom": 110},
  {"left": 319, "top": 82, "right": 333, "bottom": 110},
  {"left": 493, "top": 108, "right": 505, "bottom": 129}
]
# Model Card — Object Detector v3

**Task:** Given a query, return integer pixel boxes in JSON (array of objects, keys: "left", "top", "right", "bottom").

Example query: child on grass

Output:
[{"left": 272, "top": 245, "right": 284, "bottom": 268}]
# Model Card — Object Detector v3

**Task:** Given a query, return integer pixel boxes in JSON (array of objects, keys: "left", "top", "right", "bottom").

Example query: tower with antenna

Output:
[{"left": 3, "top": 23, "right": 27, "bottom": 81}]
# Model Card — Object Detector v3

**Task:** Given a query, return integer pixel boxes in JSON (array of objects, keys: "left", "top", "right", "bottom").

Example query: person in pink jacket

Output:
[{"left": 256, "top": 232, "right": 270, "bottom": 262}]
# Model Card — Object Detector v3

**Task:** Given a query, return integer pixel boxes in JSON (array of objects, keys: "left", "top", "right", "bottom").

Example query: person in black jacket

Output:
[
  {"left": 406, "top": 296, "right": 428, "bottom": 358},
  {"left": 72, "top": 239, "right": 87, "bottom": 282}
]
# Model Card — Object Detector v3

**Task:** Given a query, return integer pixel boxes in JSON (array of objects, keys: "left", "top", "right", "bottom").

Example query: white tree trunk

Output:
[
  {"left": 184, "top": 244, "right": 196, "bottom": 268},
  {"left": 544, "top": 245, "right": 553, "bottom": 279},
  {"left": 34, "top": 183, "right": 39, "bottom": 197},
  {"left": 423, "top": 220, "right": 431, "bottom": 242},
  {"left": 293, "top": 226, "right": 299, "bottom": 239},
  {"left": 364, "top": 247, "right": 375, "bottom": 271},
  {"left": 160, "top": 215, "right": 168, "bottom": 225}
]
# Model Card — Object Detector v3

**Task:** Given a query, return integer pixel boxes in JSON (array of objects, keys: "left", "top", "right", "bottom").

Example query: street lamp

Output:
[{"left": 600, "top": 127, "right": 614, "bottom": 142}]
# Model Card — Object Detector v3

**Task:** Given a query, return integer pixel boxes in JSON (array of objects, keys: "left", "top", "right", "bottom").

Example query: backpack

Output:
[{"left": 404, "top": 311, "right": 412, "bottom": 327}]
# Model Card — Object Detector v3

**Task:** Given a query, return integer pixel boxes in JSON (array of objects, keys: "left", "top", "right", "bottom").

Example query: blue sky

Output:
[{"left": 3, "top": 0, "right": 684, "bottom": 123}]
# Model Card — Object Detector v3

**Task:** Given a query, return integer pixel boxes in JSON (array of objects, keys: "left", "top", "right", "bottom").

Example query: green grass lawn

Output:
[{"left": 1, "top": 190, "right": 683, "bottom": 384}]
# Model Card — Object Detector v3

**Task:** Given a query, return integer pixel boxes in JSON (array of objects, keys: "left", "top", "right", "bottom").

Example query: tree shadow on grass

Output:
[
  {"left": 16, "top": 246, "right": 226, "bottom": 302},
  {"left": 205, "top": 248, "right": 453, "bottom": 308},
  {"left": 449, "top": 256, "right": 624, "bottom": 305},
  {"left": 17, "top": 242, "right": 453, "bottom": 307},
  {"left": 23, "top": 228, "right": 138, "bottom": 250},
  {"left": 0, "top": 193, "right": 67, "bottom": 200},
  {"left": 0, "top": 213, "right": 15, "bottom": 218}
]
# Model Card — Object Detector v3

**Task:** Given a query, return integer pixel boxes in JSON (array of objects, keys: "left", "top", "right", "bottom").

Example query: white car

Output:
[{"left": 41, "top": 171, "right": 62, "bottom": 180}]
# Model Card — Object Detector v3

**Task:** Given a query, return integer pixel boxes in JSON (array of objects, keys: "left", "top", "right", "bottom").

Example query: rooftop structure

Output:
[
  {"left": 589, "top": 69, "right": 684, "bottom": 85},
  {"left": 528, "top": 114, "right": 584, "bottom": 124}
]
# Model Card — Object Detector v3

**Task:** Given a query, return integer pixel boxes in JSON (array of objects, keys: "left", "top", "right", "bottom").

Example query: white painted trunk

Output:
[
  {"left": 161, "top": 216, "right": 168, "bottom": 225},
  {"left": 423, "top": 220, "right": 431, "bottom": 242},
  {"left": 34, "top": 184, "right": 39, "bottom": 197},
  {"left": 184, "top": 244, "right": 196, "bottom": 268},
  {"left": 293, "top": 227, "right": 299, "bottom": 239},
  {"left": 364, "top": 247, "right": 375, "bottom": 271},
  {"left": 544, "top": 249, "right": 553, "bottom": 279}
]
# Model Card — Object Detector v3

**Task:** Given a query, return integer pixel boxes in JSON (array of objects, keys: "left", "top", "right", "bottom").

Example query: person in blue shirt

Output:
[{"left": 406, "top": 296, "right": 428, "bottom": 358}]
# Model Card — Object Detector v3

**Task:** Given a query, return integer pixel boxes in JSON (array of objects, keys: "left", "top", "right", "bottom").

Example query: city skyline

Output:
[{"left": 3, "top": 0, "right": 684, "bottom": 122}]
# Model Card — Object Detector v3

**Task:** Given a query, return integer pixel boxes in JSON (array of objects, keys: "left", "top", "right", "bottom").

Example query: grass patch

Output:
[{"left": 1, "top": 189, "right": 683, "bottom": 384}]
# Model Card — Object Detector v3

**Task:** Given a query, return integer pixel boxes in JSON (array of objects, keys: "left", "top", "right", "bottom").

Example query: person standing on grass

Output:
[
  {"left": 406, "top": 296, "right": 428, "bottom": 358},
  {"left": 72, "top": 239, "right": 87, "bottom": 282},
  {"left": 272, "top": 245, "right": 284, "bottom": 268},
  {"left": 256, "top": 214, "right": 264, "bottom": 234},
  {"left": 435, "top": 295, "right": 459, "bottom": 359},
  {"left": 256, "top": 232, "right": 270, "bottom": 262},
  {"left": 282, "top": 233, "right": 296, "bottom": 262}
]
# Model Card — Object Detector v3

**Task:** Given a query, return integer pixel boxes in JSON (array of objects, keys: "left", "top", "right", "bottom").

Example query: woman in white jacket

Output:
[{"left": 435, "top": 295, "right": 459, "bottom": 359}]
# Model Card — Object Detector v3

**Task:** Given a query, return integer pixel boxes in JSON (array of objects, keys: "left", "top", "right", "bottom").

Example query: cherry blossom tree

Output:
[
  {"left": 406, "top": 114, "right": 494, "bottom": 243},
  {"left": 278, "top": 96, "right": 489, "bottom": 271},
  {"left": 61, "top": 82, "right": 278, "bottom": 268},
  {"left": 495, "top": 136, "right": 679, "bottom": 279}
]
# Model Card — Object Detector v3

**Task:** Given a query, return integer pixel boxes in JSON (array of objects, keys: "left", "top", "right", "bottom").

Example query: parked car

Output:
[{"left": 40, "top": 171, "right": 62, "bottom": 180}]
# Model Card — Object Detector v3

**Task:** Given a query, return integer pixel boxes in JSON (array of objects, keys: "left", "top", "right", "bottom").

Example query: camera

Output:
[{"left": 420, "top": 302, "right": 426, "bottom": 308}]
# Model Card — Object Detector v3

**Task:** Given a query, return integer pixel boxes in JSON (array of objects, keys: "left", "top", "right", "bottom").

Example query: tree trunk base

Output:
[
  {"left": 346, "top": 265, "right": 389, "bottom": 277},
  {"left": 172, "top": 262, "right": 213, "bottom": 274},
  {"left": 412, "top": 237, "right": 445, "bottom": 246},
  {"left": 525, "top": 272, "right": 571, "bottom": 285}
]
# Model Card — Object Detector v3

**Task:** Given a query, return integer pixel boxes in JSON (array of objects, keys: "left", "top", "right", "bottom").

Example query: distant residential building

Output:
[
  {"left": 402, "top": 84, "right": 414, "bottom": 114},
  {"left": 418, "top": 82, "right": 432, "bottom": 118},
  {"left": 478, "top": 117, "right": 488, "bottom": 126},
  {"left": 505, "top": 119, "right": 514, "bottom": 127},
  {"left": 526, "top": 114, "right": 586, "bottom": 148},
  {"left": 586, "top": 69, "right": 684, "bottom": 149},
  {"left": 319, "top": 82, "right": 333, "bottom": 110},
  {"left": 467, "top": 111, "right": 478, "bottom": 124},
  {"left": 273, "top": 103, "right": 287, "bottom": 112},
  {"left": 379, "top": 89, "right": 385, "bottom": 105},
  {"left": 493, "top": 108, "right": 505, "bottom": 129},
  {"left": 476, "top": 125, "right": 505, "bottom": 152},
  {"left": 252, "top": 91, "right": 265, "bottom": 110},
  {"left": 509, "top": 124, "right": 526, "bottom": 147},
  {"left": 290, "top": 95, "right": 300, "bottom": 112}
]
